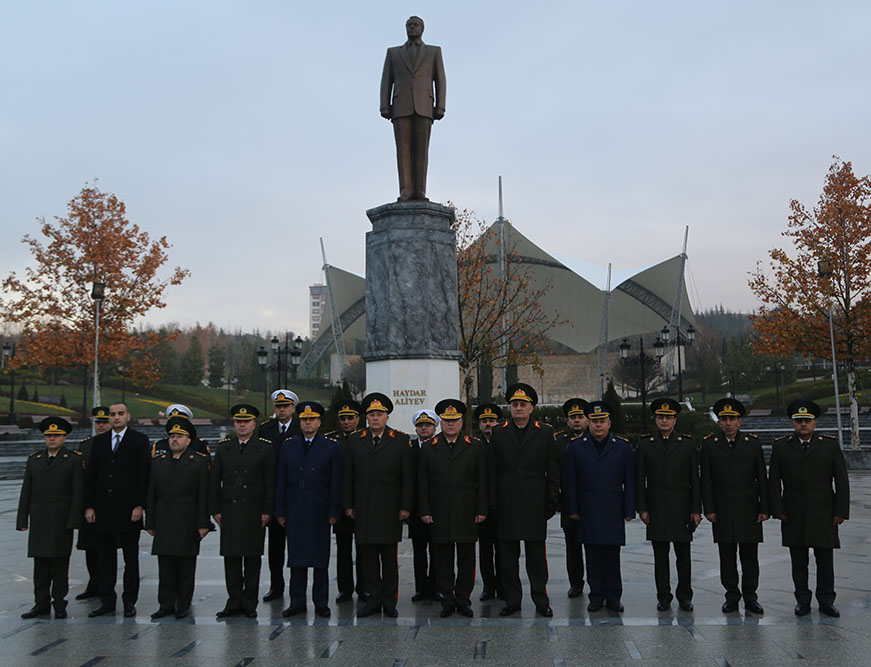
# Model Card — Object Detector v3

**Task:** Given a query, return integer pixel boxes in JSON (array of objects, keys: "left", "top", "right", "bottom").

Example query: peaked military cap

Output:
[
  {"left": 297, "top": 401, "right": 324, "bottom": 419},
  {"left": 651, "top": 397, "right": 681, "bottom": 416},
  {"left": 40, "top": 416, "right": 72, "bottom": 435},
  {"left": 272, "top": 389, "right": 298, "bottom": 405},
  {"left": 231, "top": 403, "right": 259, "bottom": 421},
  {"left": 506, "top": 382, "right": 538, "bottom": 406},
  {"left": 92, "top": 406, "right": 110, "bottom": 422},
  {"left": 712, "top": 398, "right": 745, "bottom": 418},
  {"left": 787, "top": 399, "right": 821, "bottom": 420},
  {"left": 474, "top": 403, "right": 502, "bottom": 421},
  {"left": 586, "top": 400, "right": 612, "bottom": 420},
  {"left": 413, "top": 409, "right": 439, "bottom": 426},
  {"left": 562, "top": 398, "right": 589, "bottom": 417},
  {"left": 333, "top": 399, "right": 361, "bottom": 416},
  {"left": 166, "top": 416, "right": 197, "bottom": 440},
  {"left": 435, "top": 399, "right": 466, "bottom": 421},
  {"left": 362, "top": 392, "right": 393, "bottom": 414},
  {"left": 166, "top": 403, "right": 193, "bottom": 419}
]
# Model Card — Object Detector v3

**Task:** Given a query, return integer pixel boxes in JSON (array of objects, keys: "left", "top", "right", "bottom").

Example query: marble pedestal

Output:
[{"left": 364, "top": 201, "right": 460, "bottom": 429}]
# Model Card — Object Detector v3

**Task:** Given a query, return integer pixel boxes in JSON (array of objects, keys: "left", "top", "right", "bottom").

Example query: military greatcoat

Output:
[
  {"left": 17, "top": 447, "right": 85, "bottom": 557},
  {"left": 418, "top": 433, "right": 488, "bottom": 544},
  {"left": 700, "top": 430, "right": 769, "bottom": 544},
  {"left": 209, "top": 435, "right": 275, "bottom": 557},
  {"left": 342, "top": 427, "right": 414, "bottom": 544},
  {"left": 769, "top": 432, "right": 850, "bottom": 548},
  {"left": 487, "top": 419, "right": 560, "bottom": 542},
  {"left": 635, "top": 431, "right": 701, "bottom": 542},
  {"left": 146, "top": 449, "right": 211, "bottom": 556}
]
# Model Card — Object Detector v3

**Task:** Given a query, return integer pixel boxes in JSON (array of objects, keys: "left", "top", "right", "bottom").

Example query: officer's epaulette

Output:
[
  {"left": 360, "top": 429, "right": 368, "bottom": 438},
  {"left": 555, "top": 429, "right": 566, "bottom": 436},
  {"left": 194, "top": 451, "right": 208, "bottom": 457},
  {"left": 260, "top": 418, "right": 272, "bottom": 426},
  {"left": 615, "top": 435, "right": 630, "bottom": 443},
  {"left": 774, "top": 435, "right": 789, "bottom": 441},
  {"left": 533, "top": 420, "right": 542, "bottom": 429},
  {"left": 30, "top": 452, "right": 41, "bottom": 458},
  {"left": 640, "top": 433, "right": 649, "bottom": 439},
  {"left": 391, "top": 428, "right": 408, "bottom": 437},
  {"left": 154, "top": 450, "right": 167, "bottom": 458},
  {"left": 702, "top": 433, "right": 712, "bottom": 440},
  {"left": 258, "top": 437, "right": 272, "bottom": 444},
  {"left": 73, "top": 450, "right": 83, "bottom": 456},
  {"left": 431, "top": 436, "right": 440, "bottom": 445},
  {"left": 218, "top": 436, "right": 232, "bottom": 444},
  {"left": 821, "top": 434, "right": 836, "bottom": 439},
  {"left": 463, "top": 435, "right": 471, "bottom": 444}
]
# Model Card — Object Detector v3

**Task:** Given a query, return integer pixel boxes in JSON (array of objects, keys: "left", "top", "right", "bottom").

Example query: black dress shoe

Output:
[
  {"left": 357, "top": 591, "right": 370, "bottom": 601},
  {"left": 479, "top": 589, "right": 495, "bottom": 601},
  {"left": 263, "top": 589, "right": 284, "bottom": 602},
  {"left": 216, "top": 608, "right": 238, "bottom": 618},
  {"left": 587, "top": 600, "right": 603, "bottom": 612},
  {"left": 281, "top": 606, "right": 306, "bottom": 618},
  {"left": 819, "top": 604, "right": 840, "bottom": 618},
  {"left": 383, "top": 607, "right": 399, "bottom": 618},
  {"left": 54, "top": 609, "right": 68, "bottom": 619},
  {"left": 315, "top": 607, "right": 331, "bottom": 618},
  {"left": 88, "top": 605, "right": 115, "bottom": 618},
  {"left": 722, "top": 600, "right": 739, "bottom": 613},
  {"left": 567, "top": 586, "right": 583, "bottom": 598},
  {"left": 656, "top": 600, "right": 670, "bottom": 611},
  {"left": 536, "top": 605, "right": 553, "bottom": 617},
  {"left": 175, "top": 609, "right": 190, "bottom": 619},
  {"left": 357, "top": 605, "right": 381, "bottom": 617},
  {"left": 243, "top": 609, "right": 257, "bottom": 618},
  {"left": 75, "top": 590, "right": 98, "bottom": 601},
  {"left": 150, "top": 608, "right": 172, "bottom": 619},
  {"left": 431, "top": 591, "right": 445, "bottom": 602},
  {"left": 411, "top": 591, "right": 430, "bottom": 602},
  {"left": 457, "top": 603, "right": 474, "bottom": 618},
  {"left": 440, "top": 604, "right": 455, "bottom": 618},
  {"left": 678, "top": 600, "right": 694, "bottom": 612},
  {"left": 21, "top": 607, "right": 50, "bottom": 619},
  {"left": 744, "top": 600, "right": 764, "bottom": 615},
  {"left": 123, "top": 604, "right": 136, "bottom": 618},
  {"left": 606, "top": 600, "right": 624, "bottom": 613},
  {"left": 335, "top": 592, "right": 353, "bottom": 603},
  {"left": 794, "top": 603, "right": 811, "bottom": 616},
  {"left": 499, "top": 605, "right": 521, "bottom": 616}
]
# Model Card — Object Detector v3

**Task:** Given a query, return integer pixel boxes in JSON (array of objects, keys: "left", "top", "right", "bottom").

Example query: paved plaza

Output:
[{"left": 1, "top": 473, "right": 870, "bottom": 666}]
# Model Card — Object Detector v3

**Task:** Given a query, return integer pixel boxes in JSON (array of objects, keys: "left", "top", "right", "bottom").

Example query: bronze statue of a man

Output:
[{"left": 380, "top": 16, "right": 446, "bottom": 202}]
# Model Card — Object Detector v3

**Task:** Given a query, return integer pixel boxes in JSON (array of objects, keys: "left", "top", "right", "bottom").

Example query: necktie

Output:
[
  {"left": 47, "top": 455, "right": 55, "bottom": 466},
  {"left": 802, "top": 440, "right": 809, "bottom": 452},
  {"left": 373, "top": 435, "right": 380, "bottom": 447},
  {"left": 280, "top": 424, "right": 286, "bottom": 437},
  {"left": 240, "top": 440, "right": 246, "bottom": 454},
  {"left": 304, "top": 440, "right": 312, "bottom": 457},
  {"left": 728, "top": 440, "right": 734, "bottom": 449},
  {"left": 112, "top": 434, "right": 121, "bottom": 452}
]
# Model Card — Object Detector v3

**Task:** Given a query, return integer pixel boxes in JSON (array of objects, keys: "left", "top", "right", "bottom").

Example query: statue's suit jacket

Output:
[{"left": 380, "top": 41, "right": 446, "bottom": 119}]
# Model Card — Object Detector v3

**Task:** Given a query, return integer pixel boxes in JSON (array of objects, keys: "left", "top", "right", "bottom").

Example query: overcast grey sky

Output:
[{"left": 3, "top": 1, "right": 870, "bottom": 337}]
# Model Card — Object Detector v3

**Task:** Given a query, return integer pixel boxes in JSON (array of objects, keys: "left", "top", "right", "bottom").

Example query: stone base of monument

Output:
[{"left": 363, "top": 201, "right": 461, "bottom": 429}]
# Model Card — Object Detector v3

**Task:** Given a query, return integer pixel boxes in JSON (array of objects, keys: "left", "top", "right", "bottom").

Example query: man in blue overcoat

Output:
[
  {"left": 276, "top": 401, "right": 343, "bottom": 618},
  {"left": 563, "top": 401, "right": 636, "bottom": 613}
]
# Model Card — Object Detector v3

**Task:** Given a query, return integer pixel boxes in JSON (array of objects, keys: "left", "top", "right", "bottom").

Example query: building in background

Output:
[{"left": 309, "top": 284, "right": 328, "bottom": 340}]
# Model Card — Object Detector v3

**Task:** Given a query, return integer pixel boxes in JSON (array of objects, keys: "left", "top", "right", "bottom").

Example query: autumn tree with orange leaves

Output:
[
  {"left": 749, "top": 158, "right": 871, "bottom": 448},
  {"left": 453, "top": 206, "right": 566, "bottom": 416},
  {"left": 1, "top": 183, "right": 190, "bottom": 393}
]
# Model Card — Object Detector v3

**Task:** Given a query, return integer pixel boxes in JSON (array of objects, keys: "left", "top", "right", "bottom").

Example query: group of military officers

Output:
[{"left": 16, "top": 383, "right": 850, "bottom": 621}]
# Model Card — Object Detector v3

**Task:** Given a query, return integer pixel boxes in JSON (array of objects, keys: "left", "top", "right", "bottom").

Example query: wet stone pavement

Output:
[{"left": 1, "top": 473, "right": 870, "bottom": 665}]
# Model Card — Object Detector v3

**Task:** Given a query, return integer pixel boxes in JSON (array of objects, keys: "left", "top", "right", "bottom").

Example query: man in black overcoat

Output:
[
  {"left": 701, "top": 398, "right": 769, "bottom": 614},
  {"left": 145, "top": 417, "right": 211, "bottom": 619},
  {"left": 84, "top": 402, "right": 151, "bottom": 618},
  {"left": 769, "top": 399, "right": 849, "bottom": 617},
  {"left": 418, "top": 399, "right": 488, "bottom": 617},
  {"left": 488, "top": 383, "right": 560, "bottom": 617},
  {"left": 408, "top": 408, "right": 439, "bottom": 602},
  {"left": 635, "top": 398, "right": 701, "bottom": 611},
  {"left": 211, "top": 404, "right": 275, "bottom": 618},
  {"left": 343, "top": 393, "right": 414, "bottom": 618},
  {"left": 474, "top": 402, "right": 503, "bottom": 601},
  {"left": 257, "top": 389, "right": 300, "bottom": 602},
  {"left": 17, "top": 417, "right": 84, "bottom": 619},
  {"left": 557, "top": 398, "right": 589, "bottom": 598},
  {"left": 73, "top": 406, "right": 110, "bottom": 601}
]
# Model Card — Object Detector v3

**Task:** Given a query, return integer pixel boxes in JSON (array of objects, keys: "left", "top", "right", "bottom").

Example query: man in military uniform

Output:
[
  {"left": 409, "top": 408, "right": 439, "bottom": 602},
  {"left": 326, "top": 399, "right": 366, "bottom": 603},
  {"left": 151, "top": 404, "right": 211, "bottom": 456},
  {"left": 343, "top": 393, "right": 414, "bottom": 618},
  {"left": 275, "top": 402, "right": 343, "bottom": 618},
  {"left": 210, "top": 404, "right": 275, "bottom": 618},
  {"left": 769, "top": 399, "right": 849, "bottom": 617},
  {"left": 557, "top": 398, "right": 589, "bottom": 598},
  {"left": 418, "top": 399, "right": 487, "bottom": 617},
  {"left": 145, "top": 417, "right": 211, "bottom": 619},
  {"left": 635, "top": 398, "right": 701, "bottom": 611},
  {"left": 84, "top": 402, "right": 151, "bottom": 618},
  {"left": 17, "top": 417, "right": 85, "bottom": 619},
  {"left": 474, "top": 402, "right": 503, "bottom": 601},
  {"left": 73, "top": 406, "right": 110, "bottom": 600},
  {"left": 488, "top": 383, "right": 560, "bottom": 617},
  {"left": 563, "top": 401, "right": 635, "bottom": 612},
  {"left": 701, "top": 398, "right": 769, "bottom": 614},
  {"left": 258, "top": 389, "right": 300, "bottom": 602}
]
